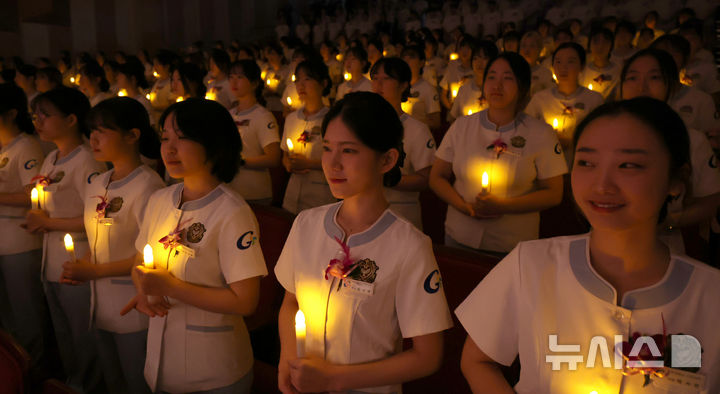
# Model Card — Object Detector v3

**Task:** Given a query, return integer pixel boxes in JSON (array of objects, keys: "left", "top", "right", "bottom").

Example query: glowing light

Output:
[
  {"left": 286, "top": 138, "right": 294, "bottom": 153},
  {"left": 153, "top": 71, "right": 159, "bottom": 78},
  {"left": 481, "top": 171, "right": 489, "bottom": 193},
  {"left": 467, "top": 109, "right": 473, "bottom": 115},
  {"left": 590, "top": 391, "right": 598, "bottom": 394},
  {"left": 401, "top": 101, "right": 412, "bottom": 113},
  {"left": 261, "top": 70, "right": 267, "bottom": 80},
  {"left": 336, "top": 53, "right": 344, "bottom": 62},
  {"left": 344, "top": 72, "right": 352, "bottom": 81},
  {"left": 295, "top": 310, "right": 306, "bottom": 358},
  {"left": 70, "top": 76, "right": 75, "bottom": 83},
  {"left": 145, "top": 93, "right": 151, "bottom": 100},
  {"left": 205, "top": 90, "right": 216, "bottom": 101},
  {"left": 449, "top": 52, "right": 459, "bottom": 61},
  {"left": 553, "top": 118, "right": 559, "bottom": 129},
  {"left": 588, "top": 83, "right": 593, "bottom": 91},
  {"left": 143, "top": 244, "right": 154, "bottom": 268},
  {"left": 64, "top": 234, "right": 76, "bottom": 262},
  {"left": 118, "top": 89, "right": 128, "bottom": 97},
  {"left": 382, "top": 50, "right": 388, "bottom": 57},
  {"left": 176, "top": 96, "right": 184, "bottom": 102},
  {"left": 291, "top": 74, "right": 296, "bottom": 82},
  {"left": 451, "top": 86, "right": 459, "bottom": 98},
  {"left": 31, "top": 188, "right": 39, "bottom": 210},
  {"left": 74, "top": 74, "right": 80, "bottom": 85},
  {"left": 286, "top": 96, "right": 292, "bottom": 106},
  {"left": 552, "top": 73, "right": 557, "bottom": 82}
]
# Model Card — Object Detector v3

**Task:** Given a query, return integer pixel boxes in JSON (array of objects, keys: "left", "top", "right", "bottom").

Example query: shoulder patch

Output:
[
  {"left": 423, "top": 269, "right": 441, "bottom": 294},
  {"left": 24, "top": 159, "right": 38, "bottom": 170},
  {"left": 554, "top": 143, "right": 562, "bottom": 155},
  {"left": 86, "top": 171, "right": 99, "bottom": 184},
  {"left": 426, "top": 138, "right": 436, "bottom": 149},
  {"left": 267, "top": 121, "right": 276, "bottom": 129},
  {"left": 511, "top": 136, "right": 526, "bottom": 148},
  {"left": 237, "top": 230, "right": 257, "bottom": 250}
]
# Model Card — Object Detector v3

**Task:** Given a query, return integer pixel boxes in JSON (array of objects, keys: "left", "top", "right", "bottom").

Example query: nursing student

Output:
[
  {"left": 116, "top": 58, "right": 153, "bottom": 120},
  {"left": 525, "top": 42, "right": 604, "bottom": 162},
  {"left": 430, "top": 52, "right": 567, "bottom": 254},
  {"left": 148, "top": 50, "right": 177, "bottom": 120},
  {"left": 439, "top": 36, "right": 475, "bottom": 110},
  {"left": 170, "top": 62, "right": 207, "bottom": 101},
  {"left": 448, "top": 40, "right": 498, "bottom": 123},
  {"left": 519, "top": 31, "right": 555, "bottom": 97},
  {"left": 122, "top": 99, "right": 267, "bottom": 393},
  {"left": 336, "top": 46, "right": 373, "bottom": 101},
  {"left": 78, "top": 60, "right": 112, "bottom": 107},
  {"left": 227, "top": 60, "right": 282, "bottom": 203},
  {"left": 371, "top": 58, "right": 436, "bottom": 229},
  {"left": 0, "top": 83, "right": 50, "bottom": 377},
  {"left": 619, "top": 48, "right": 720, "bottom": 253},
  {"left": 276, "top": 92, "right": 452, "bottom": 394},
  {"left": 206, "top": 49, "right": 236, "bottom": 110},
  {"left": 400, "top": 45, "right": 442, "bottom": 129},
  {"left": 458, "top": 98, "right": 720, "bottom": 393},
  {"left": 281, "top": 59, "right": 336, "bottom": 214},
  {"left": 24, "top": 87, "right": 106, "bottom": 392},
  {"left": 59, "top": 98, "right": 164, "bottom": 393},
  {"left": 580, "top": 28, "right": 621, "bottom": 100}
]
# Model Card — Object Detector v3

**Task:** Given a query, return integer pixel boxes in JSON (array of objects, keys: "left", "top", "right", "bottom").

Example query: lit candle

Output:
[
  {"left": 382, "top": 50, "right": 388, "bottom": 57},
  {"left": 467, "top": 109, "right": 473, "bottom": 116},
  {"left": 449, "top": 52, "right": 459, "bottom": 61},
  {"left": 287, "top": 96, "right": 293, "bottom": 106},
  {"left": 31, "top": 187, "right": 39, "bottom": 210},
  {"left": 143, "top": 244, "right": 154, "bottom": 269},
  {"left": 74, "top": 74, "right": 80, "bottom": 85},
  {"left": 295, "top": 309, "right": 306, "bottom": 358},
  {"left": 552, "top": 118, "right": 559, "bottom": 130},
  {"left": 291, "top": 74, "right": 296, "bottom": 82},
  {"left": 70, "top": 76, "right": 75, "bottom": 84},
  {"left": 451, "top": 84, "right": 459, "bottom": 99},
  {"left": 153, "top": 71, "right": 159, "bottom": 78},
  {"left": 588, "top": 83, "right": 593, "bottom": 91},
  {"left": 401, "top": 100, "right": 412, "bottom": 113},
  {"left": 481, "top": 171, "right": 490, "bottom": 194},
  {"left": 64, "top": 233, "right": 76, "bottom": 263},
  {"left": 336, "top": 53, "right": 343, "bottom": 62},
  {"left": 261, "top": 70, "right": 267, "bottom": 80},
  {"left": 118, "top": 89, "right": 128, "bottom": 97},
  {"left": 176, "top": 96, "right": 184, "bottom": 102},
  {"left": 286, "top": 138, "right": 294, "bottom": 153},
  {"left": 145, "top": 93, "right": 151, "bottom": 100},
  {"left": 37, "top": 185, "right": 44, "bottom": 208},
  {"left": 552, "top": 73, "right": 557, "bottom": 82},
  {"left": 205, "top": 91, "right": 216, "bottom": 101},
  {"left": 344, "top": 72, "right": 352, "bottom": 81}
]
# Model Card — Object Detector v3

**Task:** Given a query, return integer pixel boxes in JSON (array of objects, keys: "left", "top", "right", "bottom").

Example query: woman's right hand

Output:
[
  {"left": 120, "top": 294, "right": 171, "bottom": 317},
  {"left": 278, "top": 357, "right": 300, "bottom": 394}
]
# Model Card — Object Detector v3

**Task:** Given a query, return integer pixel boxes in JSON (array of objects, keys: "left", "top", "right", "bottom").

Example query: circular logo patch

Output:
[{"left": 187, "top": 222, "right": 207, "bottom": 243}]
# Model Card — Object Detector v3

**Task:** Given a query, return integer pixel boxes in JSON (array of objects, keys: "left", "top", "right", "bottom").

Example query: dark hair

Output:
[
  {"left": 153, "top": 49, "right": 177, "bottom": 67},
  {"left": 620, "top": 48, "right": 679, "bottom": 102},
  {"left": 36, "top": 67, "right": 63, "bottom": 88},
  {"left": 482, "top": 52, "right": 532, "bottom": 112},
  {"left": 236, "top": 45, "right": 256, "bottom": 59},
  {"left": 321, "top": 92, "right": 404, "bottom": 187},
  {"left": 31, "top": 87, "right": 91, "bottom": 137},
  {"left": 210, "top": 49, "right": 231, "bottom": 75},
  {"left": 291, "top": 45, "right": 320, "bottom": 63},
  {"left": 367, "top": 39, "right": 384, "bottom": 54},
  {"left": 229, "top": 60, "right": 266, "bottom": 105},
  {"left": 554, "top": 28, "right": 574, "bottom": 41},
  {"left": 0, "top": 83, "right": 34, "bottom": 134},
  {"left": 169, "top": 62, "right": 207, "bottom": 99},
  {"left": 552, "top": 42, "right": 587, "bottom": 68},
  {"left": 295, "top": 59, "right": 332, "bottom": 96},
  {"left": 159, "top": 99, "right": 241, "bottom": 183},
  {"left": 502, "top": 31, "right": 521, "bottom": 44},
  {"left": 117, "top": 56, "right": 149, "bottom": 89},
  {"left": 573, "top": 97, "right": 690, "bottom": 222},
  {"left": 80, "top": 60, "right": 110, "bottom": 92},
  {"left": 615, "top": 20, "right": 637, "bottom": 38},
  {"left": 370, "top": 57, "right": 412, "bottom": 102},
  {"left": 650, "top": 34, "right": 691, "bottom": 68},
  {"left": 401, "top": 45, "right": 426, "bottom": 62},
  {"left": 86, "top": 97, "right": 160, "bottom": 159},
  {"left": 473, "top": 40, "right": 499, "bottom": 61},
  {"left": 1, "top": 69, "right": 15, "bottom": 84},
  {"left": 345, "top": 46, "right": 369, "bottom": 73},
  {"left": 17, "top": 64, "right": 37, "bottom": 78},
  {"left": 588, "top": 27, "right": 614, "bottom": 54},
  {"left": 644, "top": 10, "right": 659, "bottom": 22}
]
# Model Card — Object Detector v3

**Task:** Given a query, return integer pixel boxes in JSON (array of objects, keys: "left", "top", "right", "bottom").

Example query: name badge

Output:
[
  {"left": 653, "top": 368, "right": 706, "bottom": 392},
  {"left": 342, "top": 278, "right": 374, "bottom": 296},
  {"left": 98, "top": 218, "right": 114, "bottom": 226},
  {"left": 176, "top": 244, "right": 196, "bottom": 258}
]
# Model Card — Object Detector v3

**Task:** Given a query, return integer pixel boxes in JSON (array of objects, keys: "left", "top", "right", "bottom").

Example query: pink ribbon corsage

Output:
[
  {"left": 297, "top": 131, "right": 311, "bottom": 145},
  {"left": 324, "top": 237, "right": 358, "bottom": 290},
  {"left": 158, "top": 218, "right": 193, "bottom": 251},
  {"left": 31, "top": 175, "right": 52, "bottom": 187},
  {"left": 486, "top": 138, "right": 508, "bottom": 159},
  {"left": 94, "top": 195, "right": 108, "bottom": 219},
  {"left": 562, "top": 104, "right": 574, "bottom": 116}
]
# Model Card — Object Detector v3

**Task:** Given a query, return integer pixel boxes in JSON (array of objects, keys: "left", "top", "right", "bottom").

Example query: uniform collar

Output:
[
  {"left": 297, "top": 106, "right": 329, "bottom": 122},
  {"left": 107, "top": 165, "right": 145, "bottom": 190},
  {"left": 323, "top": 202, "right": 397, "bottom": 248},
  {"left": 400, "top": 112, "right": 410, "bottom": 122},
  {"left": 551, "top": 86, "right": 584, "bottom": 100},
  {"left": 172, "top": 183, "right": 226, "bottom": 211},
  {"left": 233, "top": 104, "right": 259, "bottom": 117},
  {"left": 1, "top": 133, "right": 26, "bottom": 152},
  {"left": 55, "top": 144, "right": 84, "bottom": 165},
  {"left": 479, "top": 110, "right": 525, "bottom": 133},
  {"left": 569, "top": 237, "right": 694, "bottom": 309}
]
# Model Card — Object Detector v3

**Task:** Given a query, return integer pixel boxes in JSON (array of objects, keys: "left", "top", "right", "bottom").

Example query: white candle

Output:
[
  {"left": 64, "top": 233, "right": 76, "bottom": 263},
  {"left": 295, "top": 309, "right": 306, "bottom": 358},
  {"left": 31, "top": 187, "right": 39, "bottom": 210},
  {"left": 552, "top": 118, "right": 559, "bottom": 130},
  {"left": 481, "top": 171, "right": 490, "bottom": 194},
  {"left": 143, "top": 244, "right": 154, "bottom": 269},
  {"left": 286, "top": 138, "right": 294, "bottom": 153}
]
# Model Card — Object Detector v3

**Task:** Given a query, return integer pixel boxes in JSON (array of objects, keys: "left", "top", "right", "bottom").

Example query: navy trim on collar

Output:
[
  {"left": 551, "top": 86, "right": 584, "bottom": 101},
  {"left": 569, "top": 238, "right": 695, "bottom": 309},
  {"left": 233, "top": 104, "right": 260, "bottom": 117},
  {"left": 298, "top": 106, "right": 329, "bottom": 122},
  {"left": 179, "top": 185, "right": 225, "bottom": 211},
  {"left": 107, "top": 166, "right": 145, "bottom": 190},
  {"left": 323, "top": 202, "right": 398, "bottom": 248},
  {"left": 480, "top": 110, "right": 525, "bottom": 133},
  {"left": 54, "top": 145, "right": 84, "bottom": 166}
]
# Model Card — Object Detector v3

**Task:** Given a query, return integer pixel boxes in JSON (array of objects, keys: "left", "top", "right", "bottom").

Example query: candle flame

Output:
[
  {"left": 286, "top": 138, "right": 294, "bottom": 152},
  {"left": 552, "top": 73, "right": 557, "bottom": 82},
  {"left": 450, "top": 52, "right": 459, "bottom": 61},
  {"left": 64, "top": 233, "right": 74, "bottom": 251},
  {"left": 451, "top": 87, "right": 459, "bottom": 98},
  {"left": 553, "top": 118, "right": 559, "bottom": 129},
  {"left": 291, "top": 74, "right": 296, "bottom": 82},
  {"left": 336, "top": 53, "right": 343, "bottom": 62},
  {"left": 588, "top": 83, "right": 593, "bottom": 91},
  {"left": 118, "top": 89, "right": 128, "bottom": 97},
  {"left": 153, "top": 71, "right": 159, "bottom": 78},
  {"left": 143, "top": 244, "right": 153, "bottom": 268},
  {"left": 70, "top": 76, "right": 75, "bottom": 83},
  {"left": 344, "top": 72, "right": 352, "bottom": 81},
  {"left": 176, "top": 96, "right": 184, "bottom": 102},
  {"left": 261, "top": 70, "right": 267, "bottom": 80},
  {"left": 266, "top": 79, "right": 271, "bottom": 86},
  {"left": 295, "top": 309, "right": 306, "bottom": 331},
  {"left": 287, "top": 96, "right": 292, "bottom": 106},
  {"left": 590, "top": 391, "right": 598, "bottom": 394},
  {"left": 382, "top": 50, "right": 388, "bottom": 57},
  {"left": 467, "top": 109, "right": 473, "bottom": 115},
  {"left": 481, "top": 171, "right": 489, "bottom": 188},
  {"left": 145, "top": 93, "right": 151, "bottom": 100},
  {"left": 74, "top": 74, "right": 80, "bottom": 85},
  {"left": 205, "top": 91, "right": 216, "bottom": 101}
]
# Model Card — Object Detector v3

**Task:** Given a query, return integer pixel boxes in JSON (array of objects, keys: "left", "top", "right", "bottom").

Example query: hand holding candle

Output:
[
  {"left": 295, "top": 309, "right": 306, "bottom": 358},
  {"left": 64, "top": 233, "right": 76, "bottom": 263},
  {"left": 143, "top": 244, "right": 154, "bottom": 269}
]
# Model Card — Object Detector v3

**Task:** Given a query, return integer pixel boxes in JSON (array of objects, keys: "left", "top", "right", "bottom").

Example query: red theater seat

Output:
[{"left": 0, "top": 329, "right": 31, "bottom": 394}]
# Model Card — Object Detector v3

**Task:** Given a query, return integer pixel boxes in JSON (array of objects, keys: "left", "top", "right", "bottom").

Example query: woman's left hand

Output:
[
  {"left": 61, "top": 259, "right": 97, "bottom": 283},
  {"left": 22, "top": 209, "right": 49, "bottom": 234},
  {"left": 133, "top": 265, "right": 177, "bottom": 297},
  {"left": 287, "top": 154, "right": 312, "bottom": 173},
  {"left": 288, "top": 356, "right": 338, "bottom": 393},
  {"left": 473, "top": 193, "right": 506, "bottom": 218}
]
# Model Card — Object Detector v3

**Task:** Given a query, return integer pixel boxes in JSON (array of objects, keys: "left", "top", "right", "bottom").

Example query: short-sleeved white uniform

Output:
[
  {"left": 135, "top": 184, "right": 267, "bottom": 392},
  {"left": 0, "top": 134, "right": 44, "bottom": 255},
  {"left": 684, "top": 57, "right": 720, "bottom": 95},
  {"left": 228, "top": 104, "right": 280, "bottom": 201},
  {"left": 435, "top": 110, "right": 568, "bottom": 252},
  {"left": 37, "top": 145, "right": 106, "bottom": 282},
  {"left": 456, "top": 234, "right": 720, "bottom": 393},
  {"left": 669, "top": 85, "right": 720, "bottom": 135},
  {"left": 336, "top": 77, "right": 373, "bottom": 101},
  {"left": 89, "top": 92, "right": 113, "bottom": 108},
  {"left": 83, "top": 166, "right": 164, "bottom": 333},
  {"left": 439, "top": 63, "right": 473, "bottom": 97},
  {"left": 206, "top": 78, "right": 235, "bottom": 110},
  {"left": 383, "top": 114, "right": 436, "bottom": 229},
  {"left": 280, "top": 107, "right": 335, "bottom": 214},
  {"left": 449, "top": 80, "right": 487, "bottom": 120},
  {"left": 402, "top": 79, "right": 441, "bottom": 125},
  {"left": 580, "top": 61, "right": 622, "bottom": 99},
  {"left": 275, "top": 202, "right": 453, "bottom": 393}
]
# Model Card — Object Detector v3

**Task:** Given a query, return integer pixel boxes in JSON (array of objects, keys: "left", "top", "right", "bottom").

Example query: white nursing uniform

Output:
[
  {"left": 89, "top": 92, "right": 113, "bottom": 108},
  {"left": 530, "top": 64, "right": 555, "bottom": 97},
  {"left": 436, "top": 110, "right": 568, "bottom": 252},
  {"left": 449, "top": 80, "right": 487, "bottom": 120},
  {"left": 136, "top": 184, "right": 267, "bottom": 392},
  {"left": 336, "top": 77, "right": 373, "bottom": 101},
  {"left": 83, "top": 166, "right": 164, "bottom": 333},
  {"left": 669, "top": 86, "right": 720, "bottom": 135},
  {"left": 281, "top": 107, "right": 335, "bottom": 214},
  {"left": 580, "top": 61, "right": 622, "bottom": 99},
  {"left": 228, "top": 104, "right": 280, "bottom": 201},
  {"left": 439, "top": 63, "right": 473, "bottom": 101},
  {"left": 275, "top": 202, "right": 453, "bottom": 393},
  {"left": 38, "top": 145, "right": 106, "bottom": 282},
  {"left": 456, "top": 234, "right": 720, "bottom": 393},
  {"left": 0, "top": 134, "right": 44, "bottom": 255},
  {"left": 384, "top": 114, "right": 436, "bottom": 229},
  {"left": 402, "top": 79, "right": 441, "bottom": 126},
  {"left": 206, "top": 78, "right": 235, "bottom": 110}
]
